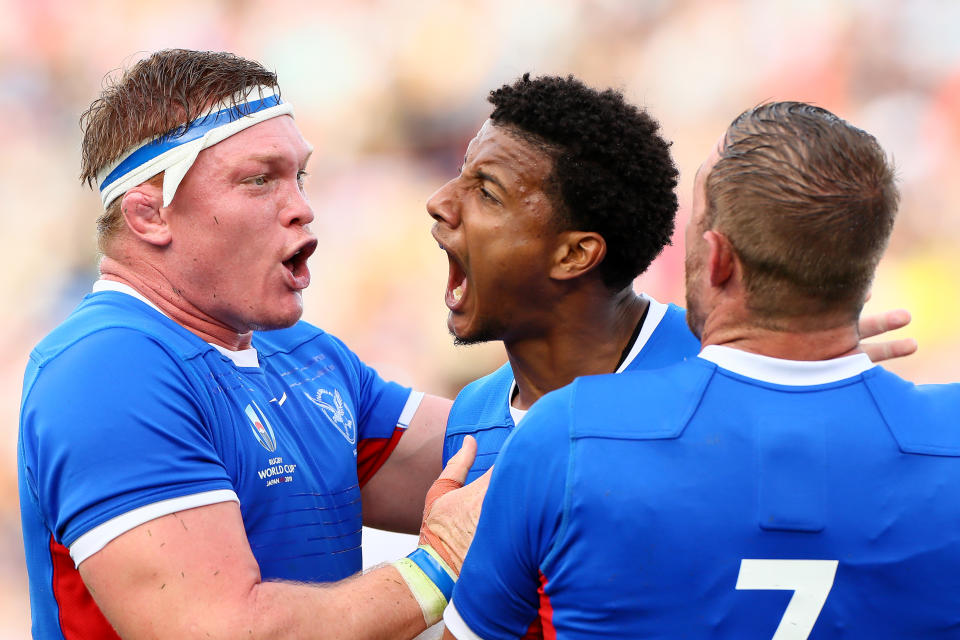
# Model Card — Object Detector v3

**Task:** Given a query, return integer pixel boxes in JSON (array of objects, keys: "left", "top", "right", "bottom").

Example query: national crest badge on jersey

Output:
[
  {"left": 304, "top": 388, "right": 356, "bottom": 444},
  {"left": 244, "top": 401, "right": 278, "bottom": 452}
]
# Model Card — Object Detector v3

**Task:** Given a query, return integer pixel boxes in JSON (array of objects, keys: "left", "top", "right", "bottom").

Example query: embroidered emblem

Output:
[
  {"left": 304, "top": 388, "right": 356, "bottom": 444},
  {"left": 244, "top": 402, "right": 278, "bottom": 452}
]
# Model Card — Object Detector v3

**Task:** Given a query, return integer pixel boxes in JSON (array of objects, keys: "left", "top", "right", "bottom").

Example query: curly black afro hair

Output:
[{"left": 488, "top": 73, "right": 678, "bottom": 291}]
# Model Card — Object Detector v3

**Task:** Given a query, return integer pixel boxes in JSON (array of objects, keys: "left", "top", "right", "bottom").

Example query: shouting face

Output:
[
  {"left": 427, "top": 120, "right": 566, "bottom": 345},
  {"left": 164, "top": 115, "right": 318, "bottom": 333}
]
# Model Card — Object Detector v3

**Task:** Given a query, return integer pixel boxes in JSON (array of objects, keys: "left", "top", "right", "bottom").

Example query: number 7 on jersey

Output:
[{"left": 736, "top": 559, "right": 839, "bottom": 640}]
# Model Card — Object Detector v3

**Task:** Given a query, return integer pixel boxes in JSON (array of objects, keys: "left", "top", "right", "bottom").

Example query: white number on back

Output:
[{"left": 735, "top": 559, "right": 838, "bottom": 640}]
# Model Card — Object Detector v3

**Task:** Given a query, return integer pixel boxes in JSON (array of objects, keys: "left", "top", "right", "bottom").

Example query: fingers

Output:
[
  {"left": 858, "top": 309, "right": 916, "bottom": 363},
  {"left": 858, "top": 309, "right": 911, "bottom": 340},
  {"left": 422, "top": 437, "right": 477, "bottom": 516},
  {"left": 862, "top": 337, "right": 919, "bottom": 363}
]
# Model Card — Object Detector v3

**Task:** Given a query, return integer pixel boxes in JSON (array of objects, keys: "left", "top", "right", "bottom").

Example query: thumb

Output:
[
  {"left": 422, "top": 436, "right": 477, "bottom": 516},
  {"left": 441, "top": 435, "right": 477, "bottom": 483}
]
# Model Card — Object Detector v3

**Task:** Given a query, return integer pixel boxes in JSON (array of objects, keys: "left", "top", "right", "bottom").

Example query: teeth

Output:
[{"left": 452, "top": 286, "right": 463, "bottom": 302}]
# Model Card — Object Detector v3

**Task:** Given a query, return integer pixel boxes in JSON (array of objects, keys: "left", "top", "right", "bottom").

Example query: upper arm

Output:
[
  {"left": 361, "top": 394, "right": 451, "bottom": 533},
  {"left": 444, "top": 390, "right": 570, "bottom": 639},
  {"left": 21, "top": 330, "right": 234, "bottom": 554},
  {"left": 78, "top": 501, "right": 263, "bottom": 638}
]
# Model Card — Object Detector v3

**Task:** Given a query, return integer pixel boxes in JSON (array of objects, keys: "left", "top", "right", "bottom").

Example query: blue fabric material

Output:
[
  {"left": 442, "top": 302, "right": 700, "bottom": 483},
  {"left": 452, "top": 357, "right": 960, "bottom": 639},
  {"left": 19, "top": 290, "right": 410, "bottom": 638}
]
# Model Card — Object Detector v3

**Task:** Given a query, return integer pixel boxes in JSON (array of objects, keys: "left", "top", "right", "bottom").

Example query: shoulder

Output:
[
  {"left": 21, "top": 316, "right": 209, "bottom": 431},
  {"left": 662, "top": 302, "right": 690, "bottom": 328},
  {"left": 450, "top": 362, "right": 514, "bottom": 417},
  {"left": 622, "top": 297, "right": 700, "bottom": 372},
  {"left": 24, "top": 294, "right": 211, "bottom": 409},
  {"left": 864, "top": 367, "right": 960, "bottom": 456},
  {"left": 30, "top": 291, "right": 208, "bottom": 369},
  {"left": 460, "top": 361, "right": 515, "bottom": 394},
  {"left": 571, "top": 357, "right": 716, "bottom": 440},
  {"left": 653, "top": 302, "right": 700, "bottom": 349}
]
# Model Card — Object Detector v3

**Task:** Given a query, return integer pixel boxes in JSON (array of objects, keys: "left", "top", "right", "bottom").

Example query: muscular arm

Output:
[
  {"left": 80, "top": 438, "right": 480, "bottom": 640},
  {"left": 80, "top": 501, "right": 426, "bottom": 640},
  {"left": 362, "top": 394, "right": 452, "bottom": 533}
]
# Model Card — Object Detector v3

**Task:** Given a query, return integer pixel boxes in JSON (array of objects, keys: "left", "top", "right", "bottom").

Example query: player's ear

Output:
[
  {"left": 704, "top": 229, "right": 735, "bottom": 288},
  {"left": 550, "top": 231, "right": 606, "bottom": 281},
  {"left": 119, "top": 182, "right": 171, "bottom": 247}
]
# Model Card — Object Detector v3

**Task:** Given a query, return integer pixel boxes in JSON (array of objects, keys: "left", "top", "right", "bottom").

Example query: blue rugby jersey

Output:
[
  {"left": 19, "top": 285, "right": 416, "bottom": 639},
  {"left": 442, "top": 296, "right": 700, "bottom": 483},
  {"left": 447, "top": 346, "right": 960, "bottom": 639}
]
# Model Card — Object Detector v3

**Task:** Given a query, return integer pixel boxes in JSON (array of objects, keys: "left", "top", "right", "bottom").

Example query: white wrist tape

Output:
[{"left": 392, "top": 545, "right": 457, "bottom": 626}]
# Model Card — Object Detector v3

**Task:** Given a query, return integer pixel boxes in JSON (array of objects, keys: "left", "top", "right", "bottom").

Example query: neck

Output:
[
  {"left": 507, "top": 288, "right": 648, "bottom": 410},
  {"left": 99, "top": 255, "right": 253, "bottom": 350},
  {"left": 698, "top": 301, "right": 861, "bottom": 361}
]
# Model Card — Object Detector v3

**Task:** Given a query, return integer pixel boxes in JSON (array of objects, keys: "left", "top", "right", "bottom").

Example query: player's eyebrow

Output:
[
  {"left": 240, "top": 149, "right": 312, "bottom": 169},
  {"left": 475, "top": 169, "right": 506, "bottom": 193}
]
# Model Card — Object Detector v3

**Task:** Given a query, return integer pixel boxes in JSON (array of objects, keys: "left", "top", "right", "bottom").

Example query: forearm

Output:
[
  {"left": 239, "top": 565, "right": 427, "bottom": 640},
  {"left": 80, "top": 431, "right": 481, "bottom": 640},
  {"left": 79, "top": 505, "right": 430, "bottom": 640},
  {"left": 93, "top": 561, "right": 426, "bottom": 640}
]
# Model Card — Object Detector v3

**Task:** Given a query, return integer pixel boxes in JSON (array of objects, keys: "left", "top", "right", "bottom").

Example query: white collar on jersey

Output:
[
  {"left": 698, "top": 344, "right": 874, "bottom": 386},
  {"left": 507, "top": 293, "right": 670, "bottom": 424},
  {"left": 615, "top": 293, "right": 668, "bottom": 373},
  {"left": 92, "top": 279, "right": 260, "bottom": 368}
]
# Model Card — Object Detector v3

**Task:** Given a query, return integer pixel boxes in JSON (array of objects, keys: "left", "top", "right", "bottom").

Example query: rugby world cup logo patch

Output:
[
  {"left": 245, "top": 402, "right": 278, "bottom": 452},
  {"left": 305, "top": 388, "right": 356, "bottom": 444}
]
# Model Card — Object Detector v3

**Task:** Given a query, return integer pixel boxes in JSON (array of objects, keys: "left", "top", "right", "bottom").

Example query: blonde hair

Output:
[{"left": 80, "top": 49, "right": 280, "bottom": 253}]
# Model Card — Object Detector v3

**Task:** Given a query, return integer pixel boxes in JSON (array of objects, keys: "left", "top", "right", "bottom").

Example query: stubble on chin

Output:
[
  {"left": 248, "top": 307, "right": 304, "bottom": 333},
  {"left": 448, "top": 314, "right": 506, "bottom": 347}
]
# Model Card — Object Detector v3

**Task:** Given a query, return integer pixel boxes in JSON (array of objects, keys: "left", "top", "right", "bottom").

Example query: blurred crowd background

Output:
[{"left": 1, "top": 0, "right": 957, "bottom": 635}]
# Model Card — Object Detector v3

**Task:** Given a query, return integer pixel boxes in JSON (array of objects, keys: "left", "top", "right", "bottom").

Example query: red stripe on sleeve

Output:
[
  {"left": 49, "top": 535, "right": 120, "bottom": 639},
  {"left": 357, "top": 426, "right": 405, "bottom": 488}
]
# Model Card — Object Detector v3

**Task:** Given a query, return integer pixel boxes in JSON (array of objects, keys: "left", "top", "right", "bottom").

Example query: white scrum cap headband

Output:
[{"left": 96, "top": 86, "right": 293, "bottom": 210}]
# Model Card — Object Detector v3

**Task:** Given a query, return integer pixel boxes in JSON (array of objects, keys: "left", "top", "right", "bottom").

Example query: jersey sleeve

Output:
[
  {"left": 444, "top": 387, "right": 572, "bottom": 640},
  {"left": 19, "top": 329, "right": 237, "bottom": 565},
  {"left": 323, "top": 333, "right": 420, "bottom": 485}
]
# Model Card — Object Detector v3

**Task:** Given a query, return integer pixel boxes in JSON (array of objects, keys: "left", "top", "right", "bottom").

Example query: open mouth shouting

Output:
[
  {"left": 282, "top": 238, "right": 318, "bottom": 290},
  {"left": 444, "top": 249, "right": 468, "bottom": 311}
]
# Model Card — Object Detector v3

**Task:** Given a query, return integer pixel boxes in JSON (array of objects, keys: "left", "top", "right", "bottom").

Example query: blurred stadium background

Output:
[{"left": 1, "top": 0, "right": 957, "bottom": 635}]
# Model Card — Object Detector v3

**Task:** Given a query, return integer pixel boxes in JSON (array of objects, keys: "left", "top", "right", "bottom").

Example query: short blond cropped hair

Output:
[
  {"left": 79, "top": 49, "right": 280, "bottom": 253},
  {"left": 704, "top": 102, "right": 899, "bottom": 325}
]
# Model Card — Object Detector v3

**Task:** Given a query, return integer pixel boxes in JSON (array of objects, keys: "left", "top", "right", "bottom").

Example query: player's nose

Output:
[{"left": 426, "top": 178, "right": 461, "bottom": 229}]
